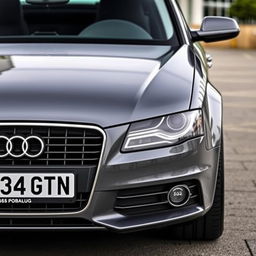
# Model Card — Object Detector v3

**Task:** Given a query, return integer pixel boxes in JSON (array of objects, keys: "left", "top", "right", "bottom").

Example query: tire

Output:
[{"left": 163, "top": 142, "right": 224, "bottom": 241}]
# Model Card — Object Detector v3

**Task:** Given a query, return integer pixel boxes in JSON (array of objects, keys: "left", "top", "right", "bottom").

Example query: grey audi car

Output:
[{"left": 0, "top": 0, "right": 239, "bottom": 240}]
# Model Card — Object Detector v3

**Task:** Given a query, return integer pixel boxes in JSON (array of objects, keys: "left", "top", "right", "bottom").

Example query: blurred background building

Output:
[{"left": 178, "top": 0, "right": 235, "bottom": 25}]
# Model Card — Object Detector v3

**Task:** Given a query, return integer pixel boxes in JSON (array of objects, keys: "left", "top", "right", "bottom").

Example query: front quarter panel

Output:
[
  {"left": 190, "top": 43, "right": 222, "bottom": 149},
  {"left": 205, "top": 84, "right": 223, "bottom": 149}
]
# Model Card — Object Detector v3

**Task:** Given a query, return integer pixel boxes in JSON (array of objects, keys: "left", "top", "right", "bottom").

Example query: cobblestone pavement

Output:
[{"left": 1, "top": 49, "right": 255, "bottom": 256}]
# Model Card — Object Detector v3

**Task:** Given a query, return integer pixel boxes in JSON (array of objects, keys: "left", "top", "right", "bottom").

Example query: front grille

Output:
[
  {"left": 0, "top": 123, "right": 104, "bottom": 214},
  {"left": 115, "top": 181, "right": 202, "bottom": 216},
  {"left": 0, "top": 124, "right": 104, "bottom": 166},
  {"left": 0, "top": 218, "right": 95, "bottom": 228}
]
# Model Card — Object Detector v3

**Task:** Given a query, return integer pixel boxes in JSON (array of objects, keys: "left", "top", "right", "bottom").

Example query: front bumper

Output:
[{"left": 0, "top": 124, "right": 220, "bottom": 231}]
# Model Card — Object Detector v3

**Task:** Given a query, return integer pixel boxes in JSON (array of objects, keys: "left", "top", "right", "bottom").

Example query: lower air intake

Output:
[{"left": 114, "top": 180, "right": 202, "bottom": 216}]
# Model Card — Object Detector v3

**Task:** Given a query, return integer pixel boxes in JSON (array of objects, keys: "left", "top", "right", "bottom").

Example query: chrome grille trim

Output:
[
  {"left": 116, "top": 191, "right": 169, "bottom": 200},
  {"left": 115, "top": 201, "right": 170, "bottom": 210},
  {"left": 0, "top": 122, "right": 106, "bottom": 216}
]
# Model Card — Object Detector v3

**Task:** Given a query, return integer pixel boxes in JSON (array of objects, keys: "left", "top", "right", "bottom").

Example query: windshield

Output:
[{"left": 0, "top": 0, "right": 178, "bottom": 45}]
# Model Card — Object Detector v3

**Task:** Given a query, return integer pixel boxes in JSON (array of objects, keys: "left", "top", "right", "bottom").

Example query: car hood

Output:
[{"left": 0, "top": 44, "right": 194, "bottom": 128}]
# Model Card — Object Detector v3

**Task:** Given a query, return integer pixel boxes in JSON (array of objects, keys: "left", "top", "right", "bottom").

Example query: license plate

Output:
[{"left": 0, "top": 173, "right": 75, "bottom": 198}]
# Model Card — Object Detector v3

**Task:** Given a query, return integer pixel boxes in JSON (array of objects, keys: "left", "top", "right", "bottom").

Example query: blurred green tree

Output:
[{"left": 230, "top": 0, "right": 256, "bottom": 23}]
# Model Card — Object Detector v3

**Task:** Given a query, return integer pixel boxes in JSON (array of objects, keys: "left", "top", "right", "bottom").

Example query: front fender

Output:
[
  {"left": 190, "top": 46, "right": 222, "bottom": 150},
  {"left": 204, "top": 83, "right": 223, "bottom": 149}
]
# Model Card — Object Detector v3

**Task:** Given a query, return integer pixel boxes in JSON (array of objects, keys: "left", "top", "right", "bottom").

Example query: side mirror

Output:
[{"left": 192, "top": 16, "right": 240, "bottom": 43}]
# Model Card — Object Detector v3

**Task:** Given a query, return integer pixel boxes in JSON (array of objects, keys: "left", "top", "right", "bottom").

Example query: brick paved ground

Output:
[
  {"left": 1, "top": 49, "right": 255, "bottom": 256},
  {"left": 207, "top": 49, "right": 256, "bottom": 255}
]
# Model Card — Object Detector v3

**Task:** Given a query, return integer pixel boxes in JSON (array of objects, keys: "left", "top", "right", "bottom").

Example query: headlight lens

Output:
[{"left": 122, "top": 110, "right": 203, "bottom": 152}]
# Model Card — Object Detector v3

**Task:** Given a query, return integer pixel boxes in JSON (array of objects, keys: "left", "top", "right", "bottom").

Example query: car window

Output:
[
  {"left": 154, "top": 0, "right": 173, "bottom": 39},
  {"left": 0, "top": 0, "right": 179, "bottom": 45}
]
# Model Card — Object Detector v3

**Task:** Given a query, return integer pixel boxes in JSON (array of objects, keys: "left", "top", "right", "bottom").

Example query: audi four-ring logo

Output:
[{"left": 0, "top": 136, "right": 45, "bottom": 158}]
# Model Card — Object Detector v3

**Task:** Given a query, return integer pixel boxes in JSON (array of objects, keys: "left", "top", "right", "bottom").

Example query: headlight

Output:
[{"left": 122, "top": 110, "right": 203, "bottom": 152}]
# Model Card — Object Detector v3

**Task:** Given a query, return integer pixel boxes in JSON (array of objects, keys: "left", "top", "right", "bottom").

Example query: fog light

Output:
[{"left": 168, "top": 185, "right": 191, "bottom": 207}]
